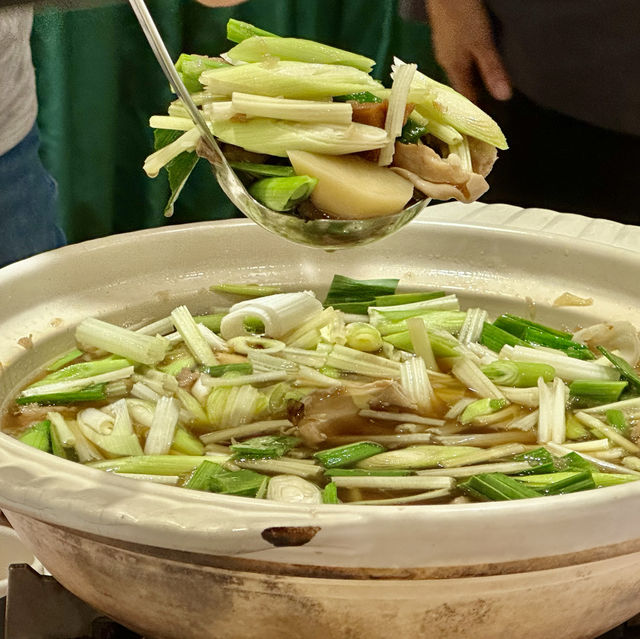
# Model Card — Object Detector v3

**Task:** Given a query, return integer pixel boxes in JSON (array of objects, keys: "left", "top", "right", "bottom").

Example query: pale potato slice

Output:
[{"left": 287, "top": 150, "right": 414, "bottom": 219}]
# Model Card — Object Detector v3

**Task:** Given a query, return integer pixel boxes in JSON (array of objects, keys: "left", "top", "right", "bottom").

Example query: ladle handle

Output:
[{"left": 128, "top": 0, "right": 223, "bottom": 164}]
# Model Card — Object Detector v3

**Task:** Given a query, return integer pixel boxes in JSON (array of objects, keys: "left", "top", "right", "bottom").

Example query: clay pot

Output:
[{"left": 2, "top": 203, "right": 640, "bottom": 638}]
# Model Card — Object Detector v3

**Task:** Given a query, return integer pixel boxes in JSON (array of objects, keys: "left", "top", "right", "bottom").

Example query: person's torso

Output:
[
  {"left": 485, "top": 0, "right": 640, "bottom": 135},
  {"left": 0, "top": 5, "right": 38, "bottom": 156}
]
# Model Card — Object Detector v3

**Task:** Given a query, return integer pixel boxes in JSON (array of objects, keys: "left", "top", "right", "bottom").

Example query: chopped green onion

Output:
[
  {"left": 18, "top": 420, "right": 51, "bottom": 453},
  {"left": 76, "top": 318, "right": 169, "bottom": 366},
  {"left": 266, "top": 474, "right": 323, "bottom": 503},
  {"left": 451, "top": 357, "right": 505, "bottom": 400},
  {"left": 438, "top": 443, "right": 527, "bottom": 469},
  {"left": 228, "top": 163, "right": 296, "bottom": 179},
  {"left": 459, "top": 398, "right": 509, "bottom": 424},
  {"left": 399, "top": 118, "right": 428, "bottom": 144},
  {"left": 345, "top": 322, "right": 383, "bottom": 352},
  {"left": 171, "top": 306, "right": 218, "bottom": 366},
  {"left": 225, "top": 36, "right": 375, "bottom": 73},
  {"left": 333, "top": 91, "right": 382, "bottom": 103},
  {"left": 200, "top": 419, "right": 292, "bottom": 446},
  {"left": 512, "top": 447, "right": 556, "bottom": 474},
  {"left": 208, "top": 467, "right": 268, "bottom": 497},
  {"left": 406, "top": 317, "right": 438, "bottom": 371},
  {"left": 569, "top": 380, "right": 628, "bottom": 408},
  {"left": 606, "top": 409, "right": 630, "bottom": 435},
  {"left": 231, "top": 92, "right": 353, "bottom": 125},
  {"left": 324, "top": 468, "right": 412, "bottom": 477},
  {"left": 459, "top": 473, "right": 541, "bottom": 501},
  {"left": 235, "top": 457, "right": 323, "bottom": 480},
  {"left": 28, "top": 358, "right": 133, "bottom": 390},
  {"left": 324, "top": 275, "right": 398, "bottom": 310},
  {"left": 374, "top": 292, "right": 445, "bottom": 307},
  {"left": 322, "top": 482, "right": 340, "bottom": 504},
  {"left": 88, "top": 455, "right": 224, "bottom": 475},
  {"left": 144, "top": 396, "right": 180, "bottom": 456},
  {"left": 481, "top": 360, "right": 555, "bottom": 387},
  {"left": 597, "top": 346, "right": 640, "bottom": 392},
  {"left": 16, "top": 384, "right": 107, "bottom": 406},
  {"left": 46, "top": 348, "right": 84, "bottom": 372},
  {"left": 201, "top": 363, "right": 253, "bottom": 377},
  {"left": 314, "top": 441, "right": 386, "bottom": 468},
  {"left": 248, "top": 176, "right": 317, "bottom": 212},
  {"left": 183, "top": 459, "right": 223, "bottom": 491},
  {"left": 480, "top": 322, "right": 528, "bottom": 352},
  {"left": 502, "top": 345, "right": 620, "bottom": 382},
  {"left": 521, "top": 327, "right": 594, "bottom": 360},
  {"left": 230, "top": 435, "right": 300, "bottom": 459},
  {"left": 175, "top": 53, "right": 228, "bottom": 93},
  {"left": 332, "top": 475, "right": 454, "bottom": 491},
  {"left": 226, "top": 19, "right": 278, "bottom": 44},
  {"left": 384, "top": 329, "right": 459, "bottom": 358},
  {"left": 172, "top": 427, "right": 205, "bottom": 456},
  {"left": 493, "top": 314, "right": 571, "bottom": 339},
  {"left": 194, "top": 313, "right": 226, "bottom": 333},
  {"left": 356, "top": 445, "right": 480, "bottom": 470},
  {"left": 517, "top": 470, "right": 596, "bottom": 495}
]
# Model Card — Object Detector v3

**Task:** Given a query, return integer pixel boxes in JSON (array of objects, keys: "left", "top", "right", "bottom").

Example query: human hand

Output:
[{"left": 426, "top": 0, "right": 512, "bottom": 103}]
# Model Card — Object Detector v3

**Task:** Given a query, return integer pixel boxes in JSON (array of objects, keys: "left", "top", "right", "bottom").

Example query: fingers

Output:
[
  {"left": 473, "top": 45, "right": 512, "bottom": 101},
  {"left": 444, "top": 57, "right": 479, "bottom": 103}
]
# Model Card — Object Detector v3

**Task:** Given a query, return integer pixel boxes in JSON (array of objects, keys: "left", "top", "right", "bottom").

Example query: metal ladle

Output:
[{"left": 129, "top": 0, "right": 429, "bottom": 250}]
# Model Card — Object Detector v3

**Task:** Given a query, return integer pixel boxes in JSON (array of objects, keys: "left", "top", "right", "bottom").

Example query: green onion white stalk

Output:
[
  {"left": 76, "top": 318, "right": 169, "bottom": 366},
  {"left": 574, "top": 411, "right": 640, "bottom": 454},
  {"left": 143, "top": 127, "right": 200, "bottom": 178},
  {"left": 500, "top": 345, "right": 620, "bottom": 382},
  {"left": 451, "top": 357, "right": 505, "bottom": 400},
  {"left": 406, "top": 317, "right": 438, "bottom": 371},
  {"left": 418, "top": 461, "right": 532, "bottom": 477},
  {"left": 400, "top": 356, "right": 435, "bottom": 413},
  {"left": 266, "top": 475, "right": 323, "bottom": 504},
  {"left": 231, "top": 92, "right": 353, "bottom": 124},
  {"left": 144, "top": 396, "right": 180, "bottom": 455},
  {"left": 545, "top": 442, "right": 640, "bottom": 477},
  {"left": 20, "top": 366, "right": 134, "bottom": 399},
  {"left": 332, "top": 475, "right": 454, "bottom": 491},
  {"left": 171, "top": 306, "right": 218, "bottom": 367},
  {"left": 378, "top": 62, "right": 416, "bottom": 166},
  {"left": 358, "top": 409, "right": 445, "bottom": 427},
  {"left": 221, "top": 292, "right": 322, "bottom": 340},
  {"left": 458, "top": 308, "right": 488, "bottom": 345},
  {"left": 209, "top": 118, "right": 387, "bottom": 158}
]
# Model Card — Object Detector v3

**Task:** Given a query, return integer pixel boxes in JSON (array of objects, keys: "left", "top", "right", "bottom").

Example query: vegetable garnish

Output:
[{"left": 7, "top": 274, "right": 640, "bottom": 506}]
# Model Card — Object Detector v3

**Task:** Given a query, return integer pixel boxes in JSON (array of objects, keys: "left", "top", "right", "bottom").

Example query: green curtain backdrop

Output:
[{"left": 30, "top": 0, "right": 441, "bottom": 244}]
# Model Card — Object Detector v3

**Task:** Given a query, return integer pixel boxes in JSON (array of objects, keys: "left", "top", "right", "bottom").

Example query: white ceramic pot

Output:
[{"left": 2, "top": 202, "right": 640, "bottom": 638}]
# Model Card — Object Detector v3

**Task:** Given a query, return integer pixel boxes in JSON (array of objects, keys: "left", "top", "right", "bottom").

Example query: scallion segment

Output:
[
  {"left": 606, "top": 409, "right": 630, "bottom": 436},
  {"left": 248, "top": 176, "right": 318, "bottom": 212},
  {"left": 228, "top": 163, "right": 296, "bottom": 180},
  {"left": 332, "top": 91, "right": 382, "bottom": 103},
  {"left": 322, "top": 482, "right": 340, "bottom": 504},
  {"left": 226, "top": 18, "right": 278, "bottom": 44},
  {"left": 201, "top": 363, "right": 253, "bottom": 377},
  {"left": 323, "top": 275, "right": 399, "bottom": 314},
  {"left": 184, "top": 460, "right": 224, "bottom": 491},
  {"left": 459, "top": 473, "right": 541, "bottom": 501},
  {"left": 481, "top": 360, "right": 555, "bottom": 387},
  {"left": 314, "top": 441, "right": 386, "bottom": 468},
  {"left": 18, "top": 420, "right": 51, "bottom": 453},
  {"left": 15, "top": 384, "right": 107, "bottom": 406},
  {"left": 324, "top": 468, "right": 412, "bottom": 477},
  {"left": 569, "top": 380, "right": 628, "bottom": 408},
  {"left": 230, "top": 435, "right": 300, "bottom": 459},
  {"left": 459, "top": 398, "right": 509, "bottom": 424},
  {"left": 597, "top": 346, "right": 640, "bottom": 392},
  {"left": 480, "top": 322, "right": 528, "bottom": 352}
]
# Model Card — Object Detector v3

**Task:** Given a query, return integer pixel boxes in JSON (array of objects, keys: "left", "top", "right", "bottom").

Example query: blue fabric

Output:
[{"left": 0, "top": 123, "right": 66, "bottom": 268}]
